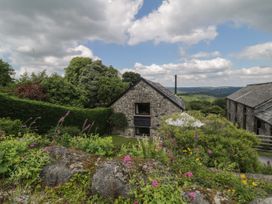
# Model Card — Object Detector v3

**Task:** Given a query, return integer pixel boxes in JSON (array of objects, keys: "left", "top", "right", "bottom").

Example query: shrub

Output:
[
  {"left": 0, "top": 118, "right": 25, "bottom": 136},
  {"left": 15, "top": 82, "right": 47, "bottom": 101},
  {"left": 69, "top": 135, "right": 114, "bottom": 156},
  {"left": 160, "top": 112, "right": 259, "bottom": 172},
  {"left": 0, "top": 93, "right": 112, "bottom": 134},
  {"left": 109, "top": 112, "right": 128, "bottom": 131},
  {"left": 0, "top": 134, "right": 50, "bottom": 184}
]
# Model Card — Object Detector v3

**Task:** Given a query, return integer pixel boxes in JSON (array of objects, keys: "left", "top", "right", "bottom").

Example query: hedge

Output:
[{"left": 0, "top": 93, "right": 112, "bottom": 134}]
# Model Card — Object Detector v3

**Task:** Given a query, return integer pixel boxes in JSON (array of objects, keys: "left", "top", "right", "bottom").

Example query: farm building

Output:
[
  {"left": 110, "top": 78, "right": 185, "bottom": 137},
  {"left": 227, "top": 82, "right": 272, "bottom": 136}
]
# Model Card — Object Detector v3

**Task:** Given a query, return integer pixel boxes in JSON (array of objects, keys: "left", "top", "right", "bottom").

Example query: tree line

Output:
[{"left": 0, "top": 58, "right": 141, "bottom": 108}]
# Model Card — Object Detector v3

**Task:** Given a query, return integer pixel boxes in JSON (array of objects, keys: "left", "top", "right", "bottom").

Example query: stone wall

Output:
[
  {"left": 227, "top": 99, "right": 255, "bottom": 132},
  {"left": 111, "top": 80, "right": 182, "bottom": 137}
]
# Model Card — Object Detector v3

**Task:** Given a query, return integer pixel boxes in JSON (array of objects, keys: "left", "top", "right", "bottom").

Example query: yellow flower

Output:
[
  {"left": 241, "top": 180, "right": 247, "bottom": 185},
  {"left": 195, "top": 158, "right": 200, "bottom": 161},
  {"left": 252, "top": 181, "right": 257, "bottom": 187},
  {"left": 240, "top": 174, "right": 247, "bottom": 179}
]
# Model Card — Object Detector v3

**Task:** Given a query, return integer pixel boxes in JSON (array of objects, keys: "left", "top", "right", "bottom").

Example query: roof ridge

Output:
[{"left": 247, "top": 81, "right": 272, "bottom": 86}]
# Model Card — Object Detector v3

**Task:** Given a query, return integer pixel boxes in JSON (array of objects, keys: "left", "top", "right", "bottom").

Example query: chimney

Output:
[{"left": 174, "top": 75, "right": 177, "bottom": 94}]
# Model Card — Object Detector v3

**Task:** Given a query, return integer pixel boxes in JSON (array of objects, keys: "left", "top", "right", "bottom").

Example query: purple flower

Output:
[
  {"left": 151, "top": 180, "right": 159, "bottom": 188},
  {"left": 187, "top": 191, "right": 196, "bottom": 201},
  {"left": 28, "top": 143, "right": 38, "bottom": 148},
  {"left": 184, "top": 171, "right": 193, "bottom": 178},
  {"left": 207, "top": 149, "right": 213, "bottom": 156},
  {"left": 123, "top": 155, "right": 132, "bottom": 166}
]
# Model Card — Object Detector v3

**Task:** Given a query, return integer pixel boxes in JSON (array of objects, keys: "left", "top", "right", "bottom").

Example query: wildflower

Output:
[
  {"left": 252, "top": 181, "right": 258, "bottom": 187},
  {"left": 123, "top": 155, "right": 132, "bottom": 166},
  {"left": 133, "top": 201, "right": 139, "bottom": 204},
  {"left": 207, "top": 149, "right": 213, "bottom": 156},
  {"left": 184, "top": 171, "right": 193, "bottom": 178},
  {"left": 187, "top": 191, "right": 196, "bottom": 201},
  {"left": 195, "top": 158, "right": 200, "bottom": 162},
  {"left": 240, "top": 174, "right": 247, "bottom": 179},
  {"left": 151, "top": 180, "right": 159, "bottom": 188},
  {"left": 28, "top": 143, "right": 38, "bottom": 148},
  {"left": 241, "top": 179, "right": 247, "bottom": 185}
]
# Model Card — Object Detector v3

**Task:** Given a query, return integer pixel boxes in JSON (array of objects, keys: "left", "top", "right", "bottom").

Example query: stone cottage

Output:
[
  {"left": 110, "top": 78, "right": 185, "bottom": 137},
  {"left": 227, "top": 82, "right": 272, "bottom": 136}
]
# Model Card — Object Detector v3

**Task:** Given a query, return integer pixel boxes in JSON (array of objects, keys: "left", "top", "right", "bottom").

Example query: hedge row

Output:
[{"left": 0, "top": 93, "right": 112, "bottom": 134}]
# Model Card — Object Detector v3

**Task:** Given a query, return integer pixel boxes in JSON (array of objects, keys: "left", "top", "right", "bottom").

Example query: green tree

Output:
[
  {"left": 65, "top": 57, "right": 127, "bottom": 107},
  {"left": 0, "top": 59, "right": 15, "bottom": 86},
  {"left": 97, "top": 77, "right": 128, "bottom": 106},
  {"left": 64, "top": 57, "right": 93, "bottom": 85},
  {"left": 122, "top": 71, "right": 141, "bottom": 86},
  {"left": 41, "top": 74, "right": 86, "bottom": 107}
]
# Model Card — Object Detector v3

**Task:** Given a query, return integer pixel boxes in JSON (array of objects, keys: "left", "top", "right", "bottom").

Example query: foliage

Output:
[
  {"left": 0, "top": 134, "right": 50, "bottom": 185},
  {"left": 69, "top": 135, "right": 114, "bottom": 156},
  {"left": 0, "top": 92, "right": 112, "bottom": 134},
  {"left": 0, "top": 59, "right": 14, "bottom": 87},
  {"left": 65, "top": 57, "right": 127, "bottom": 107},
  {"left": 97, "top": 76, "right": 128, "bottom": 106},
  {"left": 161, "top": 112, "right": 259, "bottom": 172},
  {"left": 109, "top": 112, "right": 128, "bottom": 131},
  {"left": 41, "top": 74, "right": 86, "bottom": 107},
  {"left": 0, "top": 117, "right": 25, "bottom": 136},
  {"left": 15, "top": 82, "right": 48, "bottom": 101},
  {"left": 118, "top": 138, "right": 169, "bottom": 163},
  {"left": 122, "top": 71, "right": 141, "bottom": 86}
]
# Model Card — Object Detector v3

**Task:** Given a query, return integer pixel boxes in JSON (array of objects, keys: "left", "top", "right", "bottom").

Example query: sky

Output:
[{"left": 0, "top": 0, "right": 272, "bottom": 87}]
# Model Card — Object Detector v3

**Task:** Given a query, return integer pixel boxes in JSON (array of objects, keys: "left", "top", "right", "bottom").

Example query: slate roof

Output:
[
  {"left": 109, "top": 78, "right": 185, "bottom": 110},
  {"left": 227, "top": 82, "right": 272, "bottom": 108},
  {"left": 144, "top": 79, "right": 185, "bottom": 110},
  {"left": 255, "top": 100, "right": 272, "bottom": 125}
]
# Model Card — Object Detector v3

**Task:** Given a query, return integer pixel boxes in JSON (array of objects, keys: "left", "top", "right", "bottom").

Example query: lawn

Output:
[{"left": 111, "top": 135, "right": 138, "bottom": 147}]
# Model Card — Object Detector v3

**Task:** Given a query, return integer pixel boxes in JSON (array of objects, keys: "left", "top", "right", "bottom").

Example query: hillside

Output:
[{"left": 169, "top": 87, "right": 242, "bottom": 97}]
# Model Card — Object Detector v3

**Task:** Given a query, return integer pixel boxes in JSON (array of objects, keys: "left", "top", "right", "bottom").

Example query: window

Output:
[
  {"left": 135, "top": 103, "right": 150, "bottom": 115},
  {"left": 256, "top": 119, "right": 262, "bottom": 135},
  {"left": 135, "top": 127, "right": 150, "bottom": 136}
]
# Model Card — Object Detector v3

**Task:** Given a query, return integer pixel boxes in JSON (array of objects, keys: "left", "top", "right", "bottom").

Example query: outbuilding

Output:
[{"left": 110, "top": 78, "right": 185, "bottom": 137}]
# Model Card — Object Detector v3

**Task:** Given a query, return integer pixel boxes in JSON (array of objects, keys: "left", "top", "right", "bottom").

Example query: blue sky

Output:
[{"left": 0, "top": 0, "right": 272, "bottom": 86}]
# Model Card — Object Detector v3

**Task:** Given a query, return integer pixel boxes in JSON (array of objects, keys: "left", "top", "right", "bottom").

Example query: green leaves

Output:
[{"left": 0, "top": 59, "right": 14, "bottom": 87}]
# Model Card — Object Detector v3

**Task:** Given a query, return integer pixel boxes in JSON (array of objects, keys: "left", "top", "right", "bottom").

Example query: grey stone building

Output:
[
  {"left": 110, "top": 78, "right": 185, "bottom": 137},
  {"left": 227, "top": 82, "right": 272, "bottom": 136}
]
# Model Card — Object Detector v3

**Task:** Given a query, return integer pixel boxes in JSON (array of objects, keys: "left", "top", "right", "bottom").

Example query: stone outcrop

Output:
[
  {"left": 91, "top": 160, "right": 130, "bottom": 199},
  {"left": 41, "top": 145, "right": 97, "bottom": 187}
]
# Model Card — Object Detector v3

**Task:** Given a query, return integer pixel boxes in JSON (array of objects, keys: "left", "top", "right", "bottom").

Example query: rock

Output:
[
  {"left": 184, "top": 191, "right": 210, "bottom": 204},
  {"left": 41, "top": 163, "right": 72, "bottom": 187},
  {"left": 41, "top": 146, "right": 97, "bottom": 187},
  {"left": 91, "top": 160, "right": 130, "bottom": 199},
  {"left": 249, "top": 197, "right": 272, "bottom": 204}
]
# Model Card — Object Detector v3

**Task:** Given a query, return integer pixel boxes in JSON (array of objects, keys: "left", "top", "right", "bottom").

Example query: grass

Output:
[
  {"left": 111, "top": 135, "right": 138, "bottom": 147},
  {"left": 178, "top": 93, "right": 216, "bottom": 103}
]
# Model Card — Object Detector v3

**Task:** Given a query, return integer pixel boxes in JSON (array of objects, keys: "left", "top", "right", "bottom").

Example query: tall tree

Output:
[
  {"left": 0, "top": 59, "right": 15, "bottom": 86},
  {"left": 122, "top": 71, "right": 141, "bottom": 86}
]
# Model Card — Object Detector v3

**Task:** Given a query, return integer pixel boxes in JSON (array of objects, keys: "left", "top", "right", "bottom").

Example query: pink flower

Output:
[
  {"left": 133, "top": 201, "right": 139, "bottom": 204},
  {"left": 123, "top": 155, "right": 132, "bottom": 166},
  {"left": 187, "top": 191, "right": 196, "bottom": 201},
  {"left": 207, "top": 149, "right": 213, "bottom": 156},
  {"left": 184, "top": 171, "right": 193, "bottom": 178},
  {"left": 151, "top": 180, "right": 159, "bottom": 188}
]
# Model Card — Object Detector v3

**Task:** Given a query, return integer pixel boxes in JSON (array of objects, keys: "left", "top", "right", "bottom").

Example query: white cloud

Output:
[
  {"left": 124, "top": 58, "right": 272, "bottom": 86},
  {"left": 128, "top": 0, "right": 272, "bottom": 45},
  {"left": 192, "top": 51, "right": 221, "bottom": 59},
  {"left": 237, "top": 42, "right": 272, "bottom": 60},
  {"left": 0, "top": 0, "right": 143, "bottom": 74}
]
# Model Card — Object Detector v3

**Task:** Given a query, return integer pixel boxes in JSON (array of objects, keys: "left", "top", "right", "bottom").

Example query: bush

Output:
[
  {"left": 0, "top": 134, "right": 50, "bottom": 184},
  {"left": 109, "top": 112, "right": 128, "bottom": 130},
  {"left": 0, "top": 93, "right": 112, "bottom": 134},
  {"left": 69, "top": 135, "right": 114, "bottom": 156},
  {"left": 161, "top": 112, "right": 259, "bottom": 172},
  {"left": 0, "top": 117, "right": 25, "bottom": 136},
  {"left": 15, "top": 82, "right": 47, "bottom": 101}
]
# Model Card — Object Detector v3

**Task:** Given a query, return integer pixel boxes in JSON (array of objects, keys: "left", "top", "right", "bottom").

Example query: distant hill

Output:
[{"left": 169, "top": 87, "right": 242, "bottom": 97}]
